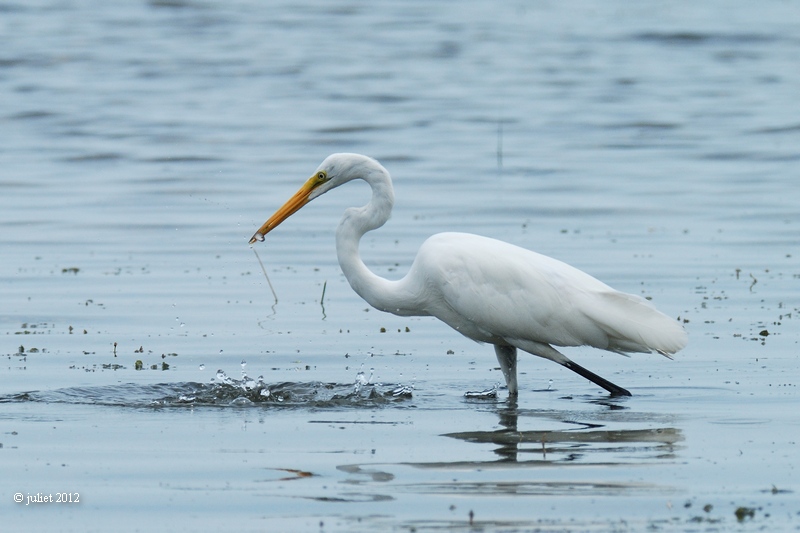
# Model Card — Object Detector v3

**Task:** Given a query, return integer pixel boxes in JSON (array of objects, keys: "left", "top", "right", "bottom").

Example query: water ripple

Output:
[{"left": 0, "top": 380, "right": 413, "bottom": 409}]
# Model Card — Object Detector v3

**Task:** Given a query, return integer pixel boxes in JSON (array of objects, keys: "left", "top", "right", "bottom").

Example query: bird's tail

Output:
[{"left": 588, "top": 291, "right": 688, "bottom": 356}]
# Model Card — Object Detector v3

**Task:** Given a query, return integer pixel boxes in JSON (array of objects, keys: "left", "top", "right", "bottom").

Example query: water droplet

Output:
[
  {"left": 199, "top": 364, "right": 205, "bottom": 371},
  {"left": 230, "top": 396, "right": 252, "bottom": 406},
  {"left": 547, "top": 379, "right": 553, "bottom": 391},
  {"left": 241, "top": 360, "right": 247, "bottom": 369}
]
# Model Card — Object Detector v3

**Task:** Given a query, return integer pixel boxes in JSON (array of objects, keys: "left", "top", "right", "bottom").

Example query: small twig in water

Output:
[
  {"left": 252, "top": 248, "right": 278, "bottom": 304},
  {"left": 320, "top": 280, "right": 327, "bottom": 320}
]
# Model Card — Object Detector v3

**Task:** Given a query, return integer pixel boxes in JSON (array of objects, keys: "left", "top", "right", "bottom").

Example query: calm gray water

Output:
[{"left": 2, "top": 1, "right": 799, "bottom": 531}]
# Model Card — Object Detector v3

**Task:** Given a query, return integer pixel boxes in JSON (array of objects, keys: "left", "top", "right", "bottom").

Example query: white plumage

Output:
[{"left": 251, "top": 153, "right": 688, "bottom": 396}]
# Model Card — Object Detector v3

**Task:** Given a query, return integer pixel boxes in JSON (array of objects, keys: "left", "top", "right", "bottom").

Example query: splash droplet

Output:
[
  {"left": 230, "top": 396, "right": 253, "bottom": 406},
  {"left": 390, "top": 385, "right": 413, "bottom": 398},
  {"left": 199, "top": 364, "right": 205, "bottom": 371},
  {"left": 464, "top": 384, "right": 498, "bottom": 399}
]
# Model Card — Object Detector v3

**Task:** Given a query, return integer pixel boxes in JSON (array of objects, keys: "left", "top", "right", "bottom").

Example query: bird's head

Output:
[{"left": 249, "top": 153, "right": 384, "bottom": 244}]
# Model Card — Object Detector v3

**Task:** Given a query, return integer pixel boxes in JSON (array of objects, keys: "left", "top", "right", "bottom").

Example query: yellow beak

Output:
[{"left": 249, "top": 176, "right": 318, "bottom": 244}]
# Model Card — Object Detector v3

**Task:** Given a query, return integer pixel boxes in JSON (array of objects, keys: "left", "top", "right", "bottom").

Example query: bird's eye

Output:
[{"left": 317, "top": 171, "right": 327, "bottom": 181}]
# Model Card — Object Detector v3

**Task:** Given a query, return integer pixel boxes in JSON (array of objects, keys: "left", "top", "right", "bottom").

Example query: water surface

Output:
[{"left": 2, "top": 1, "right": 799, "bottom": 531}]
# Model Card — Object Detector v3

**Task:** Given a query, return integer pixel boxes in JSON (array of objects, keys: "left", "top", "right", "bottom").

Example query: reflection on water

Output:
[
  {"left": 445, "top": 401, "right": 682, "bottom": 463},
  {"left": 332, "top": 398, "right": 683, "bottom": 508}
]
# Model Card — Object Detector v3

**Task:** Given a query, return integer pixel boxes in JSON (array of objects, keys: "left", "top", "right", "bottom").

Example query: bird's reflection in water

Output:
[{"left": 446, "top": 397, "right": 683, "bottom": 464}]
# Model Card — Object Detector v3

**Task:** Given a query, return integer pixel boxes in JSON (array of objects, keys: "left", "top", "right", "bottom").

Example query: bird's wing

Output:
[
  {"left": 414, "top": 233, "right": 614, "bottom": 349},
  {"left": 413, "top": 233, "right": 686, "bottom": 355}
]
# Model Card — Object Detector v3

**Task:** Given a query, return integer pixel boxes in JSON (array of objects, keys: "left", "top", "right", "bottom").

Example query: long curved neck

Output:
[{"left": 335, "top": 167, "right": 399, "bottom": 313}]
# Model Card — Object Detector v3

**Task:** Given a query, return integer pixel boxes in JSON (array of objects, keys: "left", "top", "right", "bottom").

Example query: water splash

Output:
[
  {"left": 230, "top": 396, "right": 253, "bottom": 406},
  {"left": 388, "top": 384, "right": 414, "bottom": 398},
  {"left": 464, "top": 384, "right": 498, "bottom": 399},
  {"left": 353, "top": 364, "right": 375, "bottom": 394},
  {"left": 214, "top": 369, "right": 232, "bottom": 385},
  {"left": 0, "top": 371, "right": 413, "bottom": 408},
  {"left": 242, "top": 375, "right": 257, "bottom": 391}
]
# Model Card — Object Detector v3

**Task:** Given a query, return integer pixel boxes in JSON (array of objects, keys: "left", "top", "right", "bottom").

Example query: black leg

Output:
[{"left": 560, "top": 360, "right": 632, "bottom": 397}]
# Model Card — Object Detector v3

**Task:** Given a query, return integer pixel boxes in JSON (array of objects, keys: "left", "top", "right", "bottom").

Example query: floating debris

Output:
[{"left": 734, "top": 506, "right": 756, "bottom": 521}]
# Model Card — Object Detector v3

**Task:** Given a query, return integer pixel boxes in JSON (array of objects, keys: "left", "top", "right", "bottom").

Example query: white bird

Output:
[{"left": 250, "top": 153, "right": 687, "bottom": 397}]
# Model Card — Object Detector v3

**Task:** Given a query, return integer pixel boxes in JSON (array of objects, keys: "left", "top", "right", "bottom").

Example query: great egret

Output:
[{"left": 250, "top": 153, "right": 687, "bottom": 397}]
